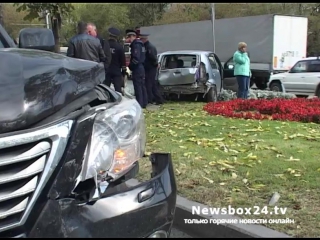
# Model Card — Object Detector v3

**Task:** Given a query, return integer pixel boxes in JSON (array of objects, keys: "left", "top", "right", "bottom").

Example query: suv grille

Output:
[
  {"left": 0, "top": 141, "right": 51, "bottom": 228},
  {"left": 0, "top": 120, "right": 73, "bottom": 233}
]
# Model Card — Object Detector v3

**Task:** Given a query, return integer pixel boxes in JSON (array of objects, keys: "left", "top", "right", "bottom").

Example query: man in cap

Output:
[
  {"left": 126, "top": 29, "right": 148, "bottom": 108},
  {"left": 67, "top": 21, "right": 105, "bottom": 63},
  {"left": 87, "top": 22, "right": 112, "bottom": 71},
  {"left": 140, "top": 33, "right": 163, "bottom": 105},
  {"left": 105, "top": 27, "right": 127, "bottom": 94}
]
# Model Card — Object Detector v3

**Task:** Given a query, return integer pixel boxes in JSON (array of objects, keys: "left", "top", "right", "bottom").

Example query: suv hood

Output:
[
  {"left": 270, "top": 72, "right": 289, "bottom": 79},
  {"left": 0, "top": 48, "right": 105, "bottom": 134}
]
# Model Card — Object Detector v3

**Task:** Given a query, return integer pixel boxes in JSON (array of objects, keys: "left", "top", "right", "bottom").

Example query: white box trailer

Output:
[
  {"left": 141, "top": 14, "right": 308, "bottom": 89},
  {"left": 272, "top": 15, "right": 308, "bottom": 71}
]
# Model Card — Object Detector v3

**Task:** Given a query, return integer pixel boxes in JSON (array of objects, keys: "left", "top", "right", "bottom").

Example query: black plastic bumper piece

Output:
[{"left": 27, "top": 153, "right": 177, "bottom": 238}]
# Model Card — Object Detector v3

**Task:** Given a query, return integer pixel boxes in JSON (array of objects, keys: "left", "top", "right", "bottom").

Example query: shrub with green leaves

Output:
[{"left": 218, "top": 89, "right": 296, "bottom": 102}]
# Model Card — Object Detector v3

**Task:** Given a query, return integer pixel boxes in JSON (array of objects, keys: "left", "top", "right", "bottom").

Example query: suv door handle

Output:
[
  {"left": 301, "top": 77, "right": 305, "bottom": 78},
  {"left": 174, "top": 71, "right": 181, "bottom": 74}
]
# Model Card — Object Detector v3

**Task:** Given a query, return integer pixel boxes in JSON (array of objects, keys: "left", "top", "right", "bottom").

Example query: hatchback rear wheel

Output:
[{"left": 206, "top": 85, "right": 218, "bottom": 102}]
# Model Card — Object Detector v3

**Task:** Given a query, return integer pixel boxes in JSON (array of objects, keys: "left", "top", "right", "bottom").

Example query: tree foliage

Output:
[
  {"left": 155, "top": 3, "right": 211, "bottom": 25},
  {"left": 59, "top": 3, "right": 169, "bottom": 45},
  {"left": 75, "top": 4, "right": 129, "bottom": 37},
  {"left": 13, "top": 3, "right": 74, "bottom": 21},
  {"left": 14, "top": 3, "right": 74, "bottom": 52},
  {"left": 7, "top": 3, "right": 169, "bottom": 47},
  {"left": 2, "top": 4, "right": 41, "bottom": 40},
  {"left": 59, "top": 3, "right": 130, "bottom": 46},
  {"left": 6, "top": 3, "right": 320, "bottom": 54},
  {"left": 126, "top": 3, "right": 169, "bottom": 27}
]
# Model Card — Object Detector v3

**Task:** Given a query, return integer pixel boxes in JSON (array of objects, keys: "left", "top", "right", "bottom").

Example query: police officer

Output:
[
  {"left": 140, "top": 33, "right": 163, "bottom": 105},
  {"left": 126, "top": 29, "right": 148, "bottom": 108},
  {"left": 104, "top": 27, "right": 126, "bottom": 94}
]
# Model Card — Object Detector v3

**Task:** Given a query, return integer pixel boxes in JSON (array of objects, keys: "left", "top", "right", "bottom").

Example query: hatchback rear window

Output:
[{"left": 162, "top": 54, "right": 197, "bottom": 69}]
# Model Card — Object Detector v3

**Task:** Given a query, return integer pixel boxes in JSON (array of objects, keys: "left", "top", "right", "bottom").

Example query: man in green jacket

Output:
[{"left": 233, "top": 42, "right": 251, "bottom": 99}]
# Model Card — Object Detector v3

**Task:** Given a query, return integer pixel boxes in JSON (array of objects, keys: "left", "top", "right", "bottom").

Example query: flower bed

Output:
[{"left": 204, "top": 98, "right": 320, "bottom": 123}]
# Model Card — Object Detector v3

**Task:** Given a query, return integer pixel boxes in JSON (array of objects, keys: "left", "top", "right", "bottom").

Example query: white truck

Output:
[{"left": 141, "top": 14, "right": 308, "bottom": 91}]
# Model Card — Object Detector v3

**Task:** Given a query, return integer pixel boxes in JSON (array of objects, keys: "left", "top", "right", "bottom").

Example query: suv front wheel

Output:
[{"left": 269, "top": 81, "right": 283, "bottom": 92}]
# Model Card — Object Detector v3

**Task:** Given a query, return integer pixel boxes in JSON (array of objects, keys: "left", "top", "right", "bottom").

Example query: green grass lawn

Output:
[{"left": 138, "top": 101, "right": 320, "bottom": 237}]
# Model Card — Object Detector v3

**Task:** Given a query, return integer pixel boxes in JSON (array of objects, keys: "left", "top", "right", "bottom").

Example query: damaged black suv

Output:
[{"left": 0, "top": 25, "right": 176, "bottom": 238}]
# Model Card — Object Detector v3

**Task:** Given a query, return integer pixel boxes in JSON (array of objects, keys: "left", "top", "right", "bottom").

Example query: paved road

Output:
[{"left": 170, "top": 228, "right": 193, "bottom": 238}]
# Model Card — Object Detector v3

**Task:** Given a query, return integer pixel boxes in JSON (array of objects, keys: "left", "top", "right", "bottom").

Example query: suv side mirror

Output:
[{"left": 18, "top": 28, "right": 55, "bottom": 52}]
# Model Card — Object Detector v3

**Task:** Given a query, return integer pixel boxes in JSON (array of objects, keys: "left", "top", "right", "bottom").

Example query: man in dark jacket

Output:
[
  {"left": 67, "top": 21, "right": 105, "bottom": 63},
  {"left": 140, "top": 33, "right": 163, "bottom": 105},
  {"left": 105, "top": 27, "right": 126, "bottom": 94},
  {"left": 87, "top": 22, "right": 112, "bottom": 71}
]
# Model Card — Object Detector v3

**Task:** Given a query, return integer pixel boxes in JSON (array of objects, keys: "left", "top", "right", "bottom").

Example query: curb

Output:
[{"left": 127, "top": 179, "right": 292, "bottom": 238}]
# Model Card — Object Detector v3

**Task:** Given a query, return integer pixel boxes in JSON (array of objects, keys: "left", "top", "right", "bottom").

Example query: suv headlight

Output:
[{"left": 79, "top": 98, "right": 146, "bottom": 183}]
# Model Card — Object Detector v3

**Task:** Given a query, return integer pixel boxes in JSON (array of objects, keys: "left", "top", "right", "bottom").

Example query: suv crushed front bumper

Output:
[{"left": 26, "top": 153, "right": 177, "bottom": 238}]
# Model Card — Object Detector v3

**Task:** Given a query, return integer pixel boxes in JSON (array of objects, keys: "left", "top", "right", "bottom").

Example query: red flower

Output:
[{"left": 203, "top": 98, "right": 320, "bottom": 123}]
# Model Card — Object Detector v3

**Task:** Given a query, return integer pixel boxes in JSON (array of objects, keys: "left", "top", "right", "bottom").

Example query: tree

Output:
[
  {"left": 154, "top": 3, "right": 211, "bottom": 25},
  {"left": 2, "top": 4, "right": 42, "bottom": 40},
  {"left": 14, "top": 3, "right": 74, "bottom": 52},
  {"left": 75, "top": 3, "right": 130, "bottom": 37},
  {"left": 127, "top": 3, "right": 169, "bottom": 27},
  {"left": 60, "top": 3, "right": 131, "bottom": 45}
]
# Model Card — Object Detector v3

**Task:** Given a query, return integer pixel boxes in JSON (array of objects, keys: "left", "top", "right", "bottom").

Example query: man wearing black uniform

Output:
[
  {"left": 105, "top": 27, "right": 126, "bottom": 94},
  {"left": 140, "top": 33, "right": 163, "bottom": 105},
  {"left": 126, "top": 29, "right": 148, "bottom": 108},
  {"left": 67, "top": 21, "right": 105, "bottom": 63}
]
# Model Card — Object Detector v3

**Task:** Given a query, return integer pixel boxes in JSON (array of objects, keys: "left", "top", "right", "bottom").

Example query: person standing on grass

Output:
[
  {"left": 233, "top": 42, "right": 251, "bottom": 99},
  {"left": 105, "top": 27, "right": 126, "bottom": 94},
  {"left": 140, "top": 33, "right": 163, "bottom": 105},
  {"left": 126, "top": 29, "right": 148, "bottom": 108},
  {"left": 67, "top": 21, "right": 105, "bottom": 63}
]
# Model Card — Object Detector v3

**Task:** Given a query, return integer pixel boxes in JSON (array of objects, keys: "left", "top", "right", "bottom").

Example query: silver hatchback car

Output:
[{"left": 157, "top": 50, "right": 223, "bottom": 102}]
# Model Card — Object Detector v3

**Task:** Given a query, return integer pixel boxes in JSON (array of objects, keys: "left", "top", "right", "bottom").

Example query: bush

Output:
[{"left": 217, "top": 89, "right": 296, "bottom": 102}]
